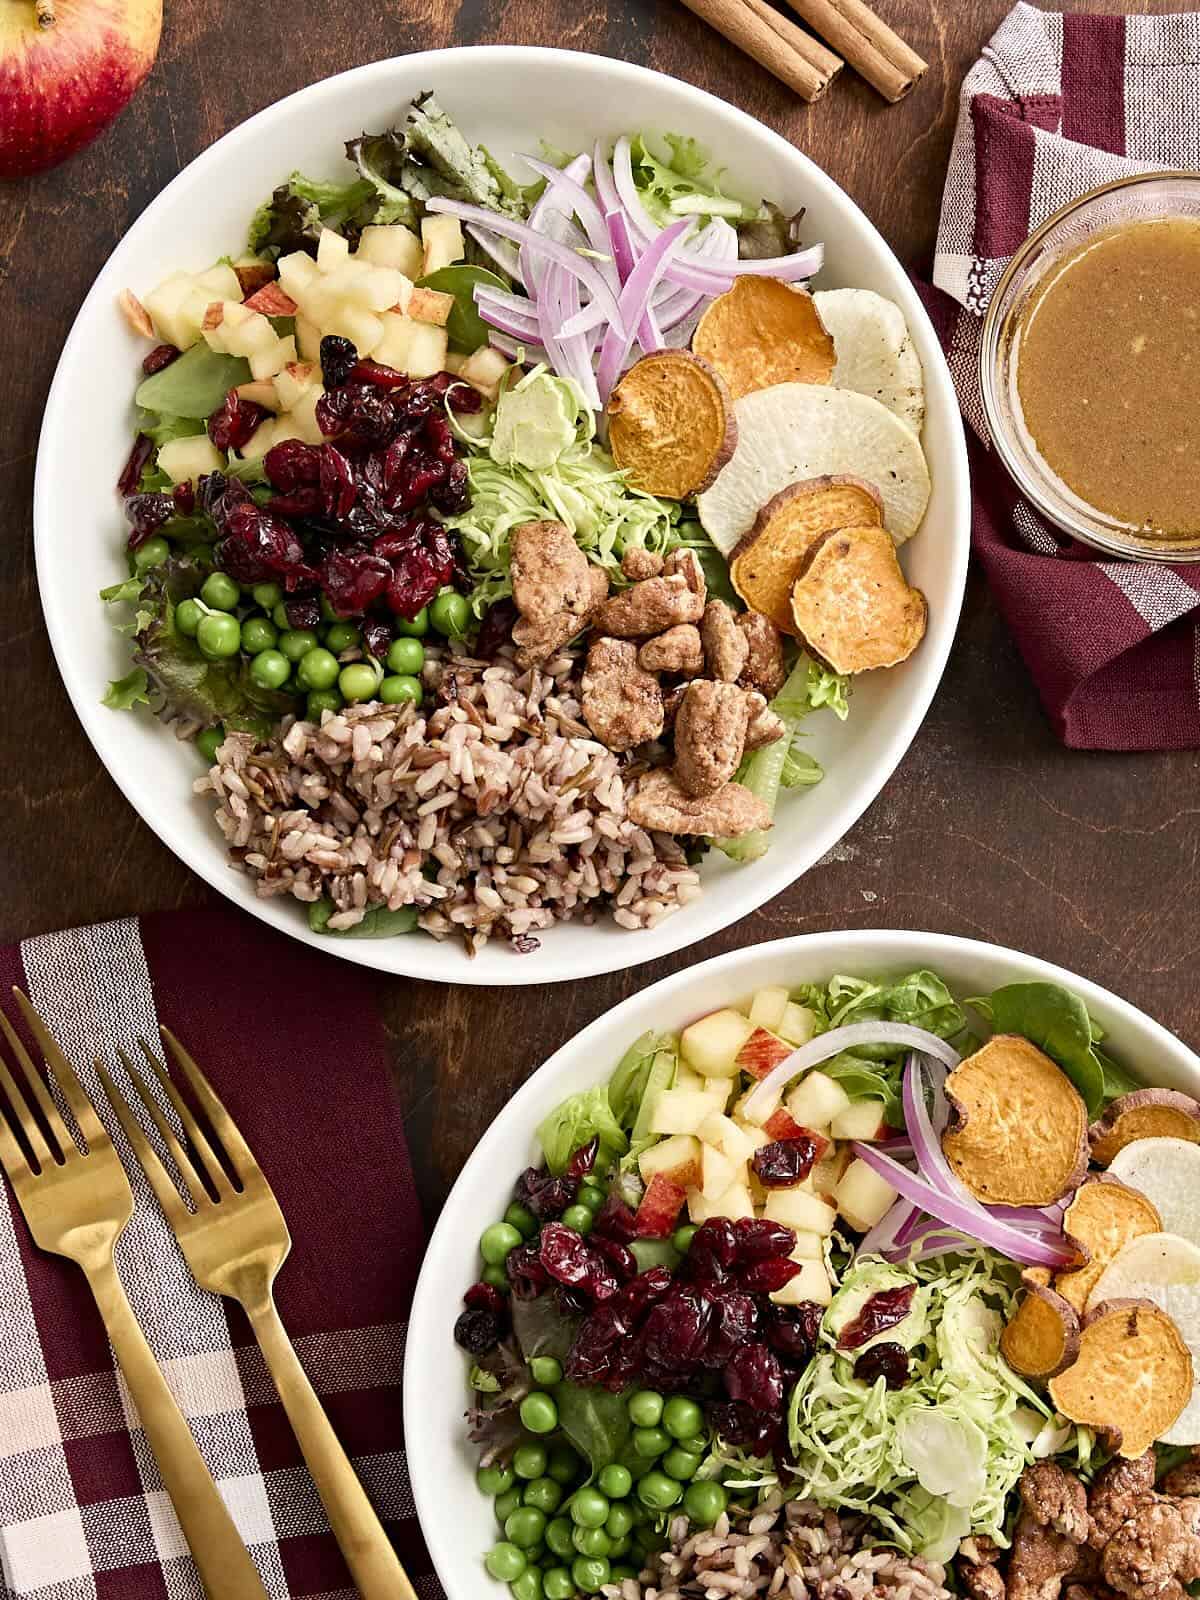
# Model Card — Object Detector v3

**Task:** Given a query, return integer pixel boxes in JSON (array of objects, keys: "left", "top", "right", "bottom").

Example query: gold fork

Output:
[
  {"left": 0, "top": 992, "right": 269, "bottom": 1600},
  {"left": 100, "top": 1026, "right": 417, "bottom": 1600}
]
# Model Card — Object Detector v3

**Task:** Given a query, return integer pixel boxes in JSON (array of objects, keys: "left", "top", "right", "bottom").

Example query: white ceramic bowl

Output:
[
  {"left": 36, "top": 48, "right": 970, "bottom": 985},
  {"left": 405, "top": 928, "right": 1200, "bottom": 1594}
]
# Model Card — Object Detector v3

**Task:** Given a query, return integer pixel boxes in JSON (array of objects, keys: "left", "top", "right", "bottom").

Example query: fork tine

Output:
[
  {"left": 96, "top": 1062, "right": 191, "bottom": 1227},
  {"left": 157, "top": 1028, "right": 257, "bottom": 1186},
  {"left": 115, "top": 1050, "right": 213, "bottom": 1210},
  {"left": 0, "top": 1020, "right": 58, "bottom": 1169},
  {"left": 137, "top": 1040, "right": 235, "bottom": 1200},
  {"left": 0, "top": 1005, "right": 73, "bottom": 1159},
  {"left": 0, "top": 1098, "right": 33, "bottom": 1185},
  {"left": 10, "top": 990, "right": 108, "bottom": 1151}
]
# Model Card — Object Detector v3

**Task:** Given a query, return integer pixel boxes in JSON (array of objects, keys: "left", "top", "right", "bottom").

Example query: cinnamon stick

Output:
[
  {"left": 783, "top": 0, "right": 926, "bottom": 102},
  {"left": 679, "top": 0, "right": 841, "bottom": 102},
  {"left": 740, "top": 0, "right": 844, "bottom": 83}
]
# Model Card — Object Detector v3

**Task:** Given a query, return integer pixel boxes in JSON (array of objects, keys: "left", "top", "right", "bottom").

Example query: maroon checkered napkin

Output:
[
  {"left": 923, "top": 2, "right": 1200, "bottom": 750},
  {"left": 0, "top": 909, "right": 440, "bottom": 1600}
]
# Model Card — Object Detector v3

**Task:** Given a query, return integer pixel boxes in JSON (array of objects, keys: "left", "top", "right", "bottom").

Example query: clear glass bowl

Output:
[{"left": 980, "top": 172, "right": 1200, "bottom": 561}]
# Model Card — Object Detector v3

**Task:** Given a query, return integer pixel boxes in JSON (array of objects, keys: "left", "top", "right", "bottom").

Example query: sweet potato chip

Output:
[
  {"left": 942, "top": 1035, "right": 1089, "bottom": 1206},
  {"left": 1090, "top": 1089, "right": 1200, "bottom": 1166},
  {"left": 1049, "top": 1298, "right": 1193, "bottom": 1457},
  {"left": 692, "top": 277, "right": 836, "bottom": 401},
  {"left": 608, "top": 352, "right": 735, "bottom": 500},
  {"left": 1001, "top": 1273, "right": 1081, "bottom": 1378},
  {"left": 789, "top": 525, "right": 927, "bottom": 675},
  {"left": 729, "top": 476, "right": 883, "bottom": 637},
  {"left": 1055, "top": 1175, "right": 1162, "bottom": 1313}
]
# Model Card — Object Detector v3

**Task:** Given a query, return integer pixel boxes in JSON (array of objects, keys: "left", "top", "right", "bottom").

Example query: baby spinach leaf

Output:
[
  {"left": 511, "top": 1293, "right": 579, "bottom": 1363},
  {"left": 307, "top": 900, "right": 419, "bottom": 938},
  {"left": 419, "top": 264, "right": 508, "bottom": 352},
  {"left": 984, "top": 982, "right": 1106, "bottom": 1114},
  {"left": 552, "top": 1381, "right": 633, "bottom": 1474},
  {"left": 135, "top": 345, "right": 251, "bottom": 420}
]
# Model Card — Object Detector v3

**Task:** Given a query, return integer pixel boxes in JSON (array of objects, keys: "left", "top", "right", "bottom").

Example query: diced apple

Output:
[
  {"left": 830, "top": 1100, "right": 890, "bottom": 1142},
  {"left": 278, "top": 251, "right": 321, "bottom": 301},
  {"left": 734, "top": 1082, "right": 781, "bottom": 1126},
  {"left": 223, "top": 309, "right": 278, "bottom": 359},
  {"left": 233, "top": 257, "right": 277, "bottom": 298},
  {"left": 235, "top": 380, "right": 280, "bottom": 410},
  {"left": 401, "top": 321, "right": 449, "bottom": 378},
  {"left": 764, "top": 1187, "right": 838, "bottom": 1236},
  {"left": 421, "top": 214, "right": 464, "bottom": 276},
  {"left": 700, "top": 1143, "right": 737, "bottom": 1201},
  {"left": 195, "top": 262, "right": 243, "bottom": 300},
  {"left": 778, "top": 1002, "right": 818, "bottom": 1047},
  {"left": 686, "top": 1185, "right": 713, "bottom": 1224},
  {"left": 698, "top": 1112, "right": 759, "bottom": 1167},
  {"left": 408, "top": 286, "right": 454, "bottom": 326},
  {"left": 458, "top": 346, "right": 510, "bottom": 399},
  {"left": 735, "top": 1027, "right": 792, "bottom": 1081},
  {"left": 157, "top": 435, "right": 223, "bottom": 483},
  {"left": 143, "top": 272, "right": 196, "bottom": 348},
  {"left": 286, "top": 385, "right": 327, "bottom": 445},
  {"left": 635, "top": 1173, "right": 686, "bottom": 1237},
  {"left": 373, "top": 312, "right": 416, "bottom": 373},
  {"left": 238, "top": 418, "right": 278, "bottom": 462},
  {"left": 358, "top": 223, "right": 424, "bottom": 277},
  {"left": 836, "top": 1159, "right": 898, "bottom": 1231},
  {"left": 650, "top": 1088, "right": 716, "bottom": 1138},
  {"left": 808, "top": 1143, "right": 851, "bottom": 1203},
  {"left": 764, "top": 1107, "right": 805, "bottom": 1142},
  {"left": 789, "top": 1230, "right": 824, "bottom": 1261},
  {"left": 325, "top": 304, "right": 385, "bottom": 355},
  {"left": 294, "top": 314, "right": 322, "bottom": 365},
  {"left": 244, "top": 280, "right": 298, "bottom": 317},
  {"left": 273, "top": 362, "right": 317, "bottom": 412},
  {"left": 748, "top": 986, "right": 789, "bottom": 1031},
  {"left": 317, "top": 228, "right": 351, "bottom": 272},
  {"left": 771, "top": 1259, "right": 831, "bottom": 1307},
  {"left": 707, "top": 1180, "right": 755, "bottom": 1222},
  {"left": 785, "top": 1071, "right": 851, "bottom": 1132},
  {"left": 249, "top": 333, "right": 297, "bottom": 381},
  {"left": 353, "top": 266, "right": 413, "bottom": 314},
  {"left": 638, "top": 1133, "right": 702, "bottom": 1192},
  {"left": 680, "top": 1009, "right": 754, "bottom": 1079}
]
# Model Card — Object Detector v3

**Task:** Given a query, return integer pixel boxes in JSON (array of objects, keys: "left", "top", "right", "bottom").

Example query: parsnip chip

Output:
[
  {"left": 813, "top": 287, "right": 925, "bottom": 436},
  {"left": 608, "top": 352, "right": 735, "bottom": 501},
  {"left": 1049, "top": 1299, "right": 1193, "bottom": 1457},
  {"left": 1001, "top": 1273, "right": 1081, "bottom": 1379},
  {"left": 941, "top": 1035, "right": 1089, "bottom": 1206},
  {"left": 729, "top": 476, "right": 883, "bottom": 637},
  {"left": 1055, "top": 1175, "right": 1163, "bottom": 1313},
  {"left": 1089, "top": 1089, "right": 1200, "bottom": 1166},
  {"left": 788, "top": 525, "right": 926, "bottom": 674},
  {"left": 692, "top": 278, "right": 836, "bottom": 401}
]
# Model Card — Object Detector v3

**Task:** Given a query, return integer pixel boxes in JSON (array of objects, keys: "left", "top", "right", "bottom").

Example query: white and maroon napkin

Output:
[
  {"left": 0, "top": 909, "right": 439, "bottom": 1600},
  {"left": 919, "top": 3, "right": 1200, "bottom": 749}
]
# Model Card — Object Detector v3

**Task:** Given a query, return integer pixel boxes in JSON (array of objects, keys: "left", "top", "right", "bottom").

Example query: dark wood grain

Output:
[{"left": 1, "top": 0, "right": 1192, "bottom": 1221}]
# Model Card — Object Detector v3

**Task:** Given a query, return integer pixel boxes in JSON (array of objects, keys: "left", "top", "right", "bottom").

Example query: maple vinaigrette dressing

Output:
[{"left": 1015, "top": 218, "right": 1200, "bottom": 538}]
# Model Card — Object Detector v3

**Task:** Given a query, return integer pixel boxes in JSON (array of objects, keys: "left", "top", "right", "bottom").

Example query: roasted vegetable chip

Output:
[
  {"left": 608, "top": 351, "right": 735, "bottom": 500},
  {"left": 1048, "top": 1298, "right": 1193, "bottom": 1458},
  {"left": 692, "top": 277, "right": 836, "bottom": 400},
  {"left": 1055, "top": 1175, "right": 1162, "bottom": 1313},
  {"left": 789, "top": 525, "right": 927, "bottom": 675},
  {"left": 1000, "top": 1272, "right": 1081, "bottom": 1379},
  {"left": 1089, "top": 1088, "right": 1200, "bottom": 1166}
]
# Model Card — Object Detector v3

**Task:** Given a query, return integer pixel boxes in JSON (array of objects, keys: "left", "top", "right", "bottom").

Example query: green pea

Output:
[
  {"left": 306, "top": 689, "right": 342, "bottom": 720},
  {"left": 662, "top": 1448, "right": 702, "bottom": 1482},
  {"left": 505, "top": 1507, "right": 547, "bottom": 1549},
  {"left": 560, "top": 1205, "right": 592, "bottom": 1235},
  {"left": 325, "top": 621, "right": 360, "bottom": 653},
  {"left": 578, "top": 1183, "right": 605, "bottom": 1211},
  {"left": 195, "top": 727, "right": 222, "bottom": 764},
  {"left": 637, "top": 1472, "right": 681, "bottom": 1511},
  {"left": 571, "top": 1556, "right": 610, "bottom": 1593},
  {"left": 250, "top": 649, "right": 290, "bottom": 690},
  {"left": 430, "top": 588, "right": 470, "bottom": 637},
  {"left": 480, "top": 1221, "right": 522, "bottom": 1265},
  {"left": 387, "top": 636, "right": 426, "bottom": 675},
  {"left": 611, "top": 1565, "right": 638, "bottom": 1583},
  {"left": 133, "top": 535, "right": 170, "bottom": 572},
  {"left": 395, "top": 606, "right": 429, "bottom": 637},
  {"left": 297, "top": 646, "right": 340, "bottom": 691},
  {"left": 196, "top": 612, "right": 241, "bottom": 660},
  {"left": 605, "top": 1503, "right": 634, "bottom": 1539},
  {"left": 662, "top": 1397, "right": 704, "bottom": 1441},
  {"left": 682, "top": 1481, "right": 727, "bottom": 1529},
  {"left": 495, "top": 1489, "right": 522, "bottom": 1524},
  {"left": 547, "top": 1445, "right": 581, "bottom": 1485},
  {"left": 543, "top": 1566, "right": 574, "bottom": 1600},
  {"left": 597, "top": 1464, "right": 632, "bottom": 1500},
  {"left": 486, "top": 1543, "right": 527, "bottom": 1582},
  {"left": 572, "top": 1526, "right": 610, "bottom": 1558},
  {"left": 200, "top": 571, "right": 240, "bottom": 611},
  {"left": 513, "top": 1443, "right": 548, "bottom": 1481},
  {"left": 519, "top": 1393, "right": 558, "bottom": 1435},
  {"left": 627, "top": 1391, "right": 663, "bottom": 1428},
  {"left": 482, "top": 1263, "right": 510, "bottom": 1292},
  {"left": 569, "top": 1488, "right": 609, "bottom": 1529},
  {"left": 529, "top": 1356, "right": 563, "bottom": 1387},
  {"left": 176, "top": 597, "right": 203, "bottom": 637},
  {"left": 523, "top": 1476, "right": 563, "bottom": 1514},
  {"left": 240, "top": 615, "right": 277, "bottom": 655},
  {"left": 271, "top": 601, "right": 291, "bottom": 630},
  {"left": 478, "top": 1464, "right": 515, "bottom": 1497},
  {"left": 632, "top": 1428, "right": 670, "bottom": 1458},
  {"left": 545, "top": 1518, "right": 575, "bottom": 1559},
  {"left": 339, "top": 663, "right": 379, "bottom": 704},
  {"left": 252, "top": 582, "right": 282, "bottom": 609},
  {"left": 379, "top": 673, "right": 423, "bottom": 708},
  {"left": 676, "top": 1435, "right": 709, "bottom": 1456},
  {"left": 279, "top": 628, "right": 318, "bottom": 663},
  {"left": 505, "top": 1202, "right": 538, "bottom": 1240},
  {"left": 672, "top": 1225, "right": 697, "bottom": 1254},
  {"left": 511, "top": 1570, "right": 543, "bottom": 1600}
]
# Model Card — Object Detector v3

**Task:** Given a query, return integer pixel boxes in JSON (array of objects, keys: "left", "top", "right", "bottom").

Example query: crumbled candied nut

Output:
[
  {"left": 628, "top": 768, "right": 770, "bottom": 837},
  {"left": 744, "top": 692, "right": 786, "bottom": 751},
  {"left": 119, "top": 289, "right": 155, "bottom": 339},
  {"left": 960, "top": 1554, "right": 1006, "bottom": 1600},
  {"left": 1008, "top": 1514, "right": 1086, "bottom": 1600},
  {"left": 511, "top": 520, "right": 598, "bottom": 624},
  {"left": 700, "top": 599, "right": 750, "bottom": 682},
  {"left": 1090, "top": 1455, "right": 1158, "bottom": 1548},
  {"left": 512, "top": 566, "right": 608, "bottom": 668},
  {"left": 1103, "top": 1501, "right": 1200, "bottom": 1600},
  {"left": 638, "top": 625, "right": 704, "bottom": 677},
  {"left": 1024, "top": 1463, "right": 1091, "bottom": 1545},
  {"left": 664, "top": 547, "right": 705, "bottom": 595},
  {"left": 621, "top": 548, "right": 664, "bottom": 581},
  {"left": 595, "top": 570, "right": 706, "bottom": 637},
  {"left": 1163, "top": 1453, "right": 1200, "bottom": 1500},
  {"left": 581, "top": 637, "right": 664, "bottom": 752},
  {"left": 674, "top": 679, "right": 750, "bottom": 798},
  {"left": 737, "top": 609, "right": 787, "bottom": 699},
  {"left": 661, "top": 683, "right": 687, "bottom": 729}
]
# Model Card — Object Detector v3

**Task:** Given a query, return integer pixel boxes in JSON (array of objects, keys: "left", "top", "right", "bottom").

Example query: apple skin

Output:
[{"left": 0, "top": 0, "right": 162, "bottom": 179}]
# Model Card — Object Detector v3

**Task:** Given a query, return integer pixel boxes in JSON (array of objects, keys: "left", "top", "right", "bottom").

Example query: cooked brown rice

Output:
[{"left": 196, "top": 645, "right": 703, "bottom": 953}]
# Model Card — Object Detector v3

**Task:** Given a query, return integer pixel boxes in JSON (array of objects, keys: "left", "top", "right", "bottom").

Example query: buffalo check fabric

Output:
[
  {"left": 924, "top": 3, "right": 1200, "bottom": 750},
  {"left": 0, "top": 909, "right": 440, "bottom": 1600}
]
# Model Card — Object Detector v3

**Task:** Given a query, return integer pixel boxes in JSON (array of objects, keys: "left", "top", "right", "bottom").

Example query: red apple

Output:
[
  {"left": 735, "top": 1027, "right": 792, "bottom": 1081},
  {"left": 1, "top": 0, "right": 162, "bottom": 179},
  {"left": 634, "top": 1174, "right": 686, "bottom": 1238}
]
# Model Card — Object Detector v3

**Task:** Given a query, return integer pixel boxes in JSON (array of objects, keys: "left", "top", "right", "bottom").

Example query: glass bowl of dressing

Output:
[{"left": 980, "top": 172, "right": 1200, "bottom": 560}]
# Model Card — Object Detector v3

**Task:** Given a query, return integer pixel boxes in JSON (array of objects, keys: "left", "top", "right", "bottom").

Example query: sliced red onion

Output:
[
  {"left": 476, "top": 303, "right": 542, "bottom": 342},
  {"left": 606, "top": 210, "right": 661, "bottom": 355},
  {"left": 740, "top": 1022, "right": 961, "bottom": 1125},
  {"left": 848, "top": 1142, "right": 1078, "bottom": 1269},
  {"left": 487, "top": 331, "right": 547, "bottom": 362},
  {"left": 610, "top": 136, "right": 660, "bottom": 246},
  {"left": 546, "top": 256, "right": 601, "bottom": 412},
  {"left": 596, "top": 218, "right": 691, "bottom": 403},
  {"left": 593, "top": 139, "right": 623, "bottom": 223},
  {"left": 522, "top": 154, "right": 615, "bottom": 271},
  {"left": 903, "top": 1054, "right": 983, "bottom": 1214},
  {"left": 858, "top": 1197, "right": 919, "bottom": 1257}
]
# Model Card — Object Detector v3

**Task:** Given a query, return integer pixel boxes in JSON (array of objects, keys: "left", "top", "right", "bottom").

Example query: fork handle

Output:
[
  {"left": 85, "top": 1257, "right": 270, "bottom": 1600},
  {"left": 248, "top": 1295, "right": 418, "bottom": 1600}
]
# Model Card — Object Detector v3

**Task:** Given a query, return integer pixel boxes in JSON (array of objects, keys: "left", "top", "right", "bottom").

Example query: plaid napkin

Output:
[
  {"left": 0, "top": 909, "right": 439, "bottom": 1600},
  {"left": 923, "top": 2, "right": 1200, "bottom": 750}
]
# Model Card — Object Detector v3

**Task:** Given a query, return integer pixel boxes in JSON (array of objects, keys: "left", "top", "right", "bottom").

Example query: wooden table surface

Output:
[{"left": 2, "top": 0, "right": 1191, "bottom": 1219}]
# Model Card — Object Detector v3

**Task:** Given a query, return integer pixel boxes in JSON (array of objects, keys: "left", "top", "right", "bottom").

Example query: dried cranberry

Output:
[
  {"left": 216, "top": 502, "right": 311, "bottom": 586},
  {"left": 284, "top": 594, "right": 322, "bottom": 631},
  {"left": 124, "top": 492, "right": 174, "bottom": 549},
  {"left": 197, "top": 471, "right": 234, "bottom": 518},
  {"left": 208, "top": 388, "right": 266, "bottom": 452},
  {"left": 514, "top": 1166, "right": 578, "bottom": 1222},
  {"left": 475, "top": 599, "right": 517, "bottom": 659},
  {"left": 737, "top": 1257, "right": 803, "bottom": 1295},
  {"left": 708, "top": 1401, "right": 781, "bottom": 1455},
  {"left": 567, "top": 1139, "right": 599, "bottom": 1180},
  {"left": 317, "top": 383, "right": 394, "bottom": 447},
  {"left": 388, "top": 456, "right": 446, "bottom": 512},
  {"left": 320, "top": 334, "right": 358, "bottom": 388},
  {"left": 642, "top": 1285, "right": 712, "bottom": 1369},
  {"left": 382, "top": 431, "right": 414, "bottom": 491},
  {"left": 172, "top": 480, "right": 196, "bottom": 516},
  {"left": 684, "top": 1219, "right": 741, "bottom": 1284},
  {"left": 733, "top": 1219, "right": 797, "bottom": 1263},
  {"left": 424, "top": 414, "right": 457, "bottom": 462},
  {"left": 141, "top": 343, "right": 180, "bottom": 376},
  {"left": 319, "top": 547, "right": 391, "bottom": 616},
  {"left": 117, "top": 433, "right": 154, "bottom": 496},
  {"left": 854, "top": 1341, "right": 909, "bottom": 1389},
  {"left": 264, "top": 439, "right": 323, "bottom": 491},
  {"left": 453, "top": 1306, "right": 502, "bottom": 1355},
  {"left": 350, "top": 358, "right": 410, "bottom": 388},
  {"left": 319, "top": 444, "right": 357, "bottom": 519},
  {"left": 752, "top": 1138, "right": 822, "bottom": 1188},
  {"left": 591, "top": 1236, "right": 636, "bottom": 1284},
  {"left": 703, "top": 1291, "right": 759, "bottom": 1367},
  {"left": 385, "top": 543, "right": 450, "bottom": 620},
  {"left": 556, "top": 1287, "right": 589, "bottom": 1319},
  {"left": 835, "top": 1286, "right": 916, "bottom": 1351},
  {"left": 763, "top": 1302, "right": 823, "bottom": 1363},
  {"left": 268, "top": 486, "right": 324, "bottom": 518},
  {"left": 431, "top": 458, "right": 470, "bottom": 514},
  {"left": 725, "top": 1343, "right": 784, "bottom": 1411},
  {"left": 464, "top": 1281, "right": 508, "bottom": 1317},
  {"left": 446, "top": 379, "right": 484, "bottom": 414},
  {"left": 538, "top": 1222, "right": 596, "bottom": 1287},
  {"left": 591, "top": 1191, "right": 638, "bottom": 1242},
  {"left": 506, "top": 1244, "right": 550, "bottom": 1300},
  {"left": 362, "top": 617, "right": 394, "bottom": 661}
]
